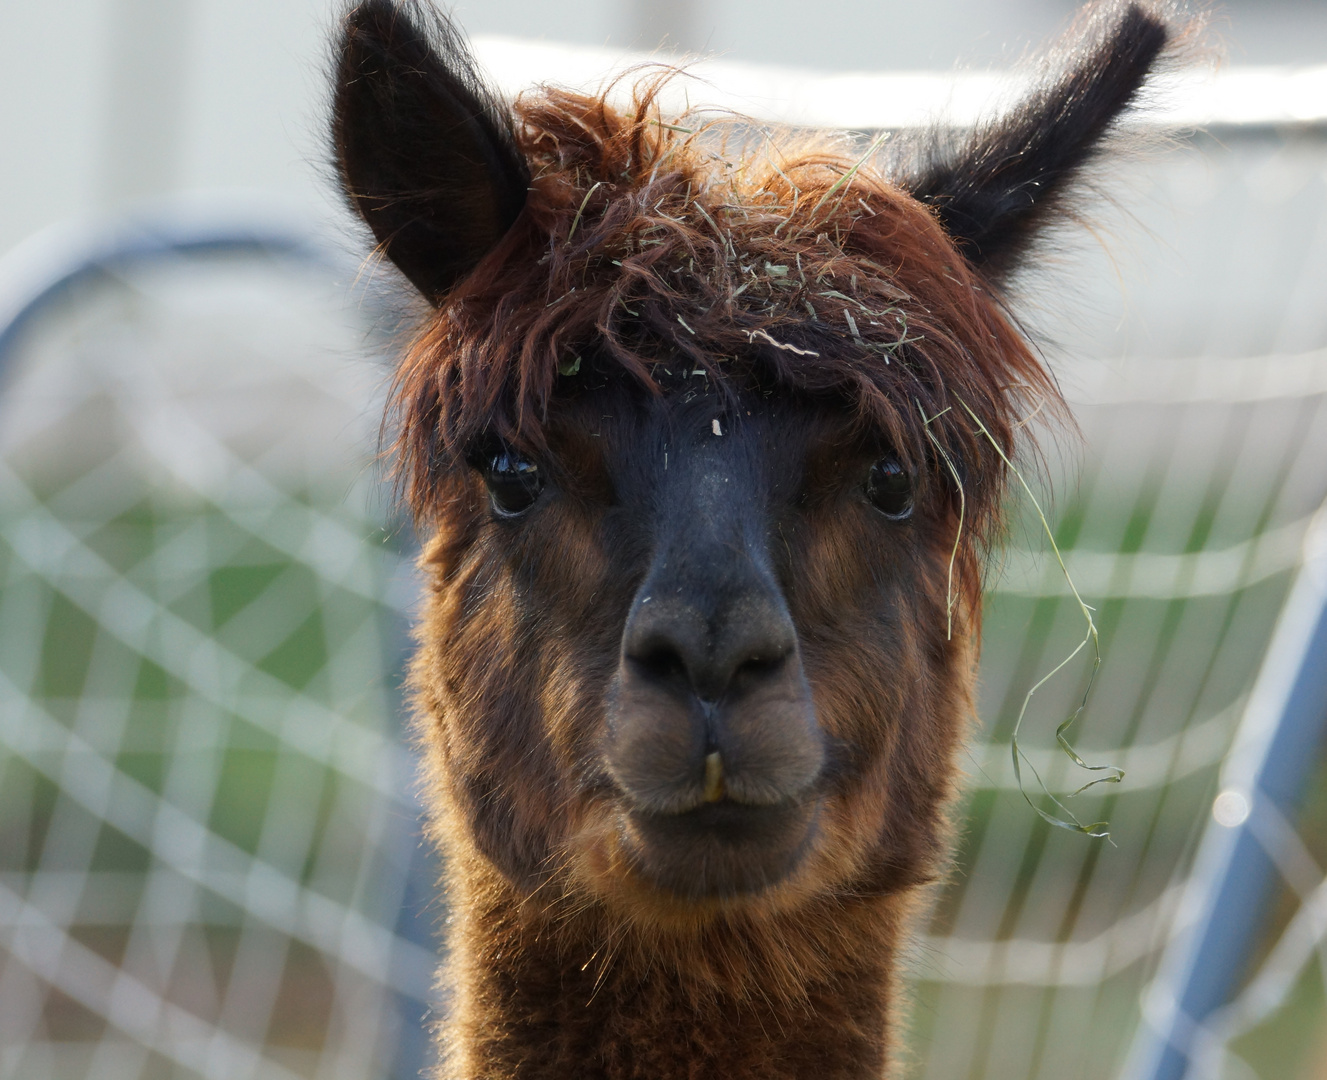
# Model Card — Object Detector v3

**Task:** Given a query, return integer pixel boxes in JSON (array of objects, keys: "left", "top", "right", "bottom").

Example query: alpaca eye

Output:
[
  {"left": 865, "top": 457, "right": 913, "bottom": 519},
  {"left": 484, "top": 451, "right": 544, "bottom": 516}
]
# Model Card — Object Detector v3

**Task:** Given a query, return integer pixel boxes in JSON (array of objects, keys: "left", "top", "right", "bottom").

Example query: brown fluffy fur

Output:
[
  {"left": 402, "top": 84, "right": 1046, "bottom": 1080},
  {"left": 392, "top": 81, "right": 1055, "bottom": 543},
  {"left": 394, "top": 90, "right": 1035, "bottom": 1065},
  {"left": 412, "top": 457, "right": 980, "bottom": 1076},
  {"left": 330, "top": 2, "right": 1185, "bottom": 1074}
]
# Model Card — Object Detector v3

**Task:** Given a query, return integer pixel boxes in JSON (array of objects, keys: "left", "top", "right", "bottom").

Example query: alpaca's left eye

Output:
[
  {"left": 865, "top": 457, "right": 913, "bottom": 519},
  {"left": 484, "top": 451, "right": 544, "bottom": 516}
]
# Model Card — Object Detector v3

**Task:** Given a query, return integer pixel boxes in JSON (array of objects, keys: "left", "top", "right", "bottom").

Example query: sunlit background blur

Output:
[{"left": 4, "top": 2, "right": 1327, "bottom": 1078}]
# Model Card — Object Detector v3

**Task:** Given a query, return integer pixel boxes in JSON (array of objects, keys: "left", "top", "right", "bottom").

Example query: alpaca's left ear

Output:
[
  {"left": 332, "top": 0, "right": 530, "bottom": 302},
  {"left": 901, "top": 2, "right": 1174, "bottom": 280}
]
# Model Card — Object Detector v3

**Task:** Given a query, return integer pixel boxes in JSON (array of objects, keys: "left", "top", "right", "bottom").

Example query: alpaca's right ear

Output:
[{"left": 333, "top": 0, "right": 530, "bottom": 302}]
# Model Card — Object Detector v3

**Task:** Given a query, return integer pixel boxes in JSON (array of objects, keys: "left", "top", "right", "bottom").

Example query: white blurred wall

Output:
[
  {"left": 2, "top": 0, "right": 1326, "bottom": 258},
  {"left": 2, "top": 0, "right": 344, "bottom": 253}
]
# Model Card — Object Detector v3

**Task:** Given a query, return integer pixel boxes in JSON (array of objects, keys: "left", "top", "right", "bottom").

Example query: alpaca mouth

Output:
[{"left": 621, "top": 797, "right": 820, "bottom": 899}]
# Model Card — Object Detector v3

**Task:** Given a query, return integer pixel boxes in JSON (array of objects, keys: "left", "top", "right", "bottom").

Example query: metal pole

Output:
[{"left": 1121, "top": 504, "right": 1327, "bottom": 1080}]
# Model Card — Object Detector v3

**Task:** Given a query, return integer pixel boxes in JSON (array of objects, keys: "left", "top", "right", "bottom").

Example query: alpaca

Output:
[{"left": 331, "top": 2, "right": 1183, "bottom": 1075}]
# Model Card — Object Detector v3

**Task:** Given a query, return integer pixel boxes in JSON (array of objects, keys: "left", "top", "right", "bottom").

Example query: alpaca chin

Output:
[
  {"left": 618, "top": 797, "right": 822, "bottom": 899},
  {"left": 563, "top": 795, "right": 843, "bottom": 926}
]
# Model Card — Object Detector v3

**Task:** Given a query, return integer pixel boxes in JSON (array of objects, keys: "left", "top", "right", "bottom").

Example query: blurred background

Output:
[{"left": 3, "top": 1, "right": 1327, "bottom": 1078}]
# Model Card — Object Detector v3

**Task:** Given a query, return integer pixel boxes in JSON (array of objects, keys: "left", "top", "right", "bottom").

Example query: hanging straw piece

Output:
[
  {"left": 917, "top": 401, "right": 965, "bottom": 642},
  {"left": 957, "top": 396, "right": 1124, "bottom": 839}
]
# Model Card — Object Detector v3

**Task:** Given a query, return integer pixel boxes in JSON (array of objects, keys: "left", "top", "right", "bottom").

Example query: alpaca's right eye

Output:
[{"left": 484, "top": 451, "right": 544, "bottom": 516}]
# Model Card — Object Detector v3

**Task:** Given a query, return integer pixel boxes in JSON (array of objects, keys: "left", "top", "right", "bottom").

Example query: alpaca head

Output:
[{"left": 333, "top": 1, "right": 1174, "bottom": 923}]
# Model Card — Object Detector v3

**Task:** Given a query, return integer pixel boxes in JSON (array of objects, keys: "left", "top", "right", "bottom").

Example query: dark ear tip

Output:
[
  {"left": 341, "top": 0, "right": 404, "bottom": 32},
  {"left": 1090, "top": 0, "right": 1201, "bottom": 63},
  {"left": 1113, "top": 2, "right": 1172, "bottom": 50},
  {"left": 338, "top": 0, "right": 422, "bottom": 59},
  {"left": 1093, "top": 4, "right": 1173, "bottom": 84},
  {"left": 338, "top": 1, "right": 445, "bottom": 73}
]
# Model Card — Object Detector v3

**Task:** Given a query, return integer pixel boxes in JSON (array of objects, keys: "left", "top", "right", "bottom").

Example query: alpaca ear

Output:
[
  {"left": 332, "top": 0, "right": 530, "bottom": 301},
  {"left": 901, "top": 3, "right": 1172, "bottom": 279}
]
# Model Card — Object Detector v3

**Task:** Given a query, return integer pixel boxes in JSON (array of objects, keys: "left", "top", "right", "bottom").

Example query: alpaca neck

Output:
[{"left": 441, "top": 860, "right": 904, "bottom": 1080}]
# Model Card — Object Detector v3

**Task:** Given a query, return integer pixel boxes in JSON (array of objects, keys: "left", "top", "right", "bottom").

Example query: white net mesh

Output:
[
  {"left": 0, "top": 246, "right": 433, "bottom": 1080},
  {"left": 1, "top": 124, "right": 1326, "bottom": 1080}
]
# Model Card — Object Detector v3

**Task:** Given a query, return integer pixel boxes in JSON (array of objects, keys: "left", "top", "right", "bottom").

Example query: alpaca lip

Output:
[{"left": 622, "top": 798, "right": 820, "bottom": 898}]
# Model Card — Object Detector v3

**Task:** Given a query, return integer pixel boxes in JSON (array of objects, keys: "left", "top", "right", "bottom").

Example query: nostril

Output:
[
  {"left": 735, "top": 653, "right": 786, "bottom": 680},
  {"left": 629, "top": 644, "right": 688, "bottom": 684},
  {"left": 729, "top": 648, "right": 790, "bottom": 692}
]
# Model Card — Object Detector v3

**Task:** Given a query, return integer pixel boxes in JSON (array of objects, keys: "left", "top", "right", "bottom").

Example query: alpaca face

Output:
[
  {"left": 333, "top": 0, "right": 1174, "bottom": 922},
  {"left": 422, "top": 379, "right": 969, "bottom": 907}
]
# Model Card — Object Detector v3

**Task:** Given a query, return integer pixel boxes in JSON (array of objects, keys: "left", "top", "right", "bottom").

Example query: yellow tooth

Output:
[{"left": 703, "top": 751, "right": 725, "bottom": 803}]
